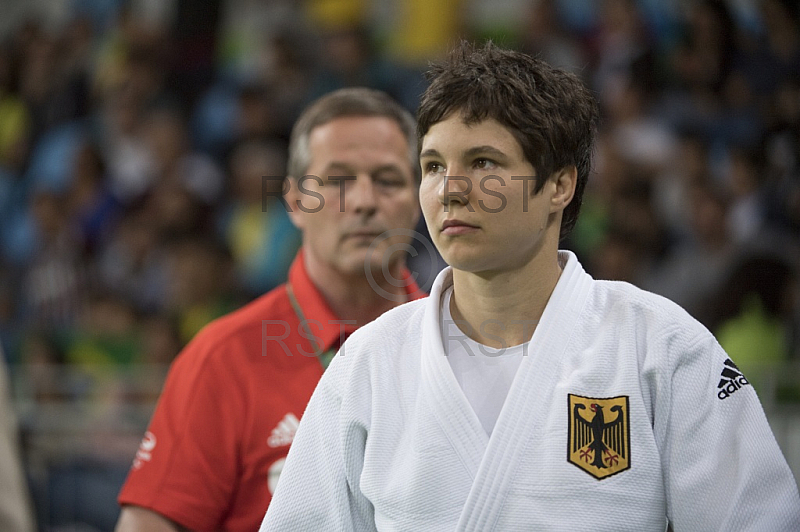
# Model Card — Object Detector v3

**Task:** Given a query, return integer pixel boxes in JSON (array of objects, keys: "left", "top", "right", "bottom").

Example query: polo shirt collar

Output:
[{"left": 287, "top": 248, "right": 424, "bottom": 354}]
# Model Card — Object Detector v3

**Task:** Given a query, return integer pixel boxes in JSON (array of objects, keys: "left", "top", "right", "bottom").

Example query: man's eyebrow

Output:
[
  {"left": 322, "top": 162, "right": 356, "bottom": 174},
  {"left": 319, "top": 163, "right": 407, "bottom": 179},
  {"left": 372, "top": 164, "right": 404, "bottom": 174}
]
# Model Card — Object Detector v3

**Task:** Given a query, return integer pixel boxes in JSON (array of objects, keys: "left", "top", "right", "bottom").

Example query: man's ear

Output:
[
  {"left": 550, "top": 166, "right": 577, "bottom": 213},
  {"left": 284, "top": 177, "right": 306, "bottom": 230}
]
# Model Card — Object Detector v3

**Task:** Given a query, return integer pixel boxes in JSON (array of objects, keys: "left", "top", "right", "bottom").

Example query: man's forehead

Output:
[
  {"left": 311, "top": 114, "right": 406, "bottom": 138},
  {"left": 309, "top": 117, "right": 411, "bottom": 158}
]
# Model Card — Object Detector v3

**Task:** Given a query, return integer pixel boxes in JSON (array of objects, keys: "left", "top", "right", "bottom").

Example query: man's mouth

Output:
[{"left": 344, "top": 230, "right": 384, "bottom": 241}]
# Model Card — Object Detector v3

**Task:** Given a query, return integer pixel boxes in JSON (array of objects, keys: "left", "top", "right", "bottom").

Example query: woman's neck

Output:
[{"left": 449, "top": 252, "right": 563, "bottom": 348}]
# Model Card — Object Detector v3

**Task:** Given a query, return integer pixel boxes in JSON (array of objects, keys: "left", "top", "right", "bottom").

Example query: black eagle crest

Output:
[{"left": 572, "top": 402, "right": 626, "bottom": 469}]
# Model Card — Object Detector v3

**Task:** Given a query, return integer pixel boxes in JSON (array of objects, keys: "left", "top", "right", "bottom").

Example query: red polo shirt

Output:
[{"left": 118, "top": 250, "right": 422, "bottom": 532}]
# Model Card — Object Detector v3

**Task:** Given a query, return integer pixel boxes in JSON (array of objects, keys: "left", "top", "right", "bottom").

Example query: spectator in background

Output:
[
  {"left": 20, "top": 187, "right": 88, "bottom": 329},
  {"left": 0, "top": 41, "right": 31, "bottom": 175},
  {"left": 650, "top": 129, "right": 711, "bottom": 241},
  {"left": 61, "top": 294, "right": 149, "bottom": 463},
  {"left": 66, "top": 141, "right": 120, "bottom": 254},
  {"left": 162, "top": 236, "right": 237, "bottom": 344},
  {"left": 219, "top": 139, "right": 300, "bottom": 299},
  {"left": 588, "top": 0, "right": 657, "bottom": 115},
  {"left": 762, "top": 76, "right": 800, "bottom": 235},
  {"left": 661, "top": 0, "right": 742, "bottom": 143},
  {"left": 641, "top": 179, "right": 735, "bottom": 317},
  {"left": 726, "top": 145, "right": 768, "bottom": 244},
  {"left": 521, "top": 0, "right": 586, "bottom": 74},
  {"left": 701, "top": 253, "right": 799, "bottom": 396},
  {"left": 97, "top": 203, "right": 169, "bottom": 314},
  {"left": 138, "top": 103, "right": 224, "bottom": 210},
  {"left": 743, "top": 0, "right": 800, "bottom": 106},
  {"left": 308, "top": 22, "right": 424, "bottom": 113},
  {"left": 115, "top": 87, "right": 424, "bottom": 532}
]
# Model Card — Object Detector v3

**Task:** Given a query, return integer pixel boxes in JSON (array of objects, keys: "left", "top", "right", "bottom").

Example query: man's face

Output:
[
  {"left": 419, "top": 113, "right": 564, "bottom": 275},
  {"left": 288, "top": 115, "right": 419, "bottom": 277}
]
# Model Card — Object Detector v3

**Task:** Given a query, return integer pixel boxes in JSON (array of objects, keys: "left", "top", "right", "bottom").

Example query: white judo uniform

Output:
[{"left": 261, "top": 251, "right": 800, "bottom": 531}]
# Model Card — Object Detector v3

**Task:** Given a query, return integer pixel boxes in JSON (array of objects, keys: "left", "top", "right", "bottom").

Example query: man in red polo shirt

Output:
[{"left": 115, "top": 88, "right": 424, "bottom": 532}]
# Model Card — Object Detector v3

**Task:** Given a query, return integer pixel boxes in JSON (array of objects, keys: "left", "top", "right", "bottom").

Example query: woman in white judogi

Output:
[{"left": 261, "top": 42, "right": 800, "bottom": 531}]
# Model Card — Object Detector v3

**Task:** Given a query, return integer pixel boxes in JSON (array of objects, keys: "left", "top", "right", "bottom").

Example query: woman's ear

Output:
[{"left": 550, "top": 166, "right": 577, "bottom": 213}]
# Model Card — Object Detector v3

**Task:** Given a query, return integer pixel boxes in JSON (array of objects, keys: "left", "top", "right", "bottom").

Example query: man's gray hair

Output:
[{"left": 287, "top": 87, "right": 419, "bottom": 182}]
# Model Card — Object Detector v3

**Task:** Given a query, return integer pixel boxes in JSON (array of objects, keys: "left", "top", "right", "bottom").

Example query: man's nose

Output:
[{"left": 348, "top": 175, "right": 378, "bottom": 215}]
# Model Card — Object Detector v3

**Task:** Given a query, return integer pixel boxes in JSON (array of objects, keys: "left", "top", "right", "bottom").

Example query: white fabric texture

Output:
[
  {"left": 261, "top": 251, "right": 800, "bottom": 532},
  {"left": 441, "top": 286, "right": 526, "bottom": 436}
]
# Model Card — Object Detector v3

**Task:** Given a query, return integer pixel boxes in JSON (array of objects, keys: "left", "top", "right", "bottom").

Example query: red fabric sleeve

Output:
[{"left": 118, "top": 333, "right": 246, "bottom": 532}]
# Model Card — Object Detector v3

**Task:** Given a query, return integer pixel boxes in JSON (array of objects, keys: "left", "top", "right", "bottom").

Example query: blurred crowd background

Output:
[{"left": 0, "top": 0, "right": 798, "bottom": 529}]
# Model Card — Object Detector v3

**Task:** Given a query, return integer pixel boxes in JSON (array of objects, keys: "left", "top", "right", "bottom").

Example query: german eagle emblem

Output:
[{"left": 568, "top": 394, "right": 630, "bottom": 479}]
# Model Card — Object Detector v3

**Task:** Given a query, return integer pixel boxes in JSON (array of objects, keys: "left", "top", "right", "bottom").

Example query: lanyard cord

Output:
[{"left": 285, "top": 282, "right": 337, "bottom": 370}]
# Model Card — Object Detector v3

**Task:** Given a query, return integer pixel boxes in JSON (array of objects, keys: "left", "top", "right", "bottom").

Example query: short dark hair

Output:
[
  {"left": 287, "top": 87, "right": 419, "bottom": 182},
  {"left": 417, "top": 41, "right": 599, "bottom": 239}
]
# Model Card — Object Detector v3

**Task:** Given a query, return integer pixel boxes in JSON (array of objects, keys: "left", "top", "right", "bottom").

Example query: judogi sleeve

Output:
[
  {"left": 657, "top": 328, "right": 800, "bottom": 530},
  {"left": 260, "top": 348, "right": 376, "bottom": 531}
]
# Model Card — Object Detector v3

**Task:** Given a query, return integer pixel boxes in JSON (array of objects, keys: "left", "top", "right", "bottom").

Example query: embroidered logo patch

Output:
[
  {"left": 568, "top": 394, "right": 630, "bottom": 479},
  {"left": 716, "top": 358, "right": 750, "bottom": 400}
]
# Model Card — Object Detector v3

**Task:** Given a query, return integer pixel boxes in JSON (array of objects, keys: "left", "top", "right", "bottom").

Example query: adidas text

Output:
[
  {"left": 717, "top": 359, "right": 750, "bottom": 400},
  {"left": 717, "top": 375, "right": 750, "bottom": 399}
]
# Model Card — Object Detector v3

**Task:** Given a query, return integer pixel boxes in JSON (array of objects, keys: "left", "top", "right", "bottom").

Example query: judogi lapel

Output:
[
  {"left": 421, "top": 253, "right": 593, "bottom": 531},
  {"left": 420, "top": 268, "right": 489, "bottom": 482}
]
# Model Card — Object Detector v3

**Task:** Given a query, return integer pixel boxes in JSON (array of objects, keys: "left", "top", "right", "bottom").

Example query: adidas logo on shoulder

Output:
[
  {"left": 717, "top": 358, "right": 750, "bottom": 400},
  {"left": 268, "top": 413, "right": 300, "bottom": 448}
]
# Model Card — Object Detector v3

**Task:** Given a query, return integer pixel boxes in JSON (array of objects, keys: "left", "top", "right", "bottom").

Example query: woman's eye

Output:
[
  {"left": 474, "top": 158, "right": 496, "bottom": 170},
  {"left": 425, "top": 162, "right": 444, "bottom": 174}
]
